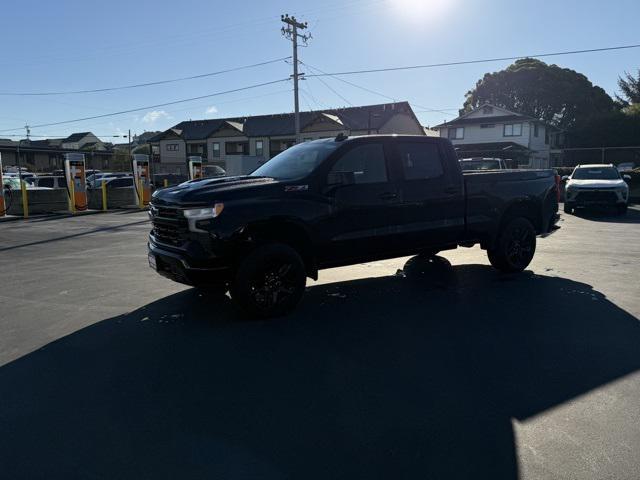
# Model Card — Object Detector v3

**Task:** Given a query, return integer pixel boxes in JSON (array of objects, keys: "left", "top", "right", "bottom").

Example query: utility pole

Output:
[
  {"left": 281, "top": 14, "right": 311, "bottom": 144},
  {"left": 128, "top": 129, "right": 132, "bottom": 173}
]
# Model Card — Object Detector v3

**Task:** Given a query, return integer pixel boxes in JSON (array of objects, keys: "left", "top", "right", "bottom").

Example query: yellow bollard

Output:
[
  {"left": 21, "top": 180, "right": 28, "bottom": 218},
  {"left": 101, "top": 180, "right": 107, "bottom": 212},
  {"left": 163, "top": 179, "right": 168, "bottom": 188},
  {"left": 138, "top": 178, "right": 144, "bottom": 208},
  {"left": 69, "top": 177, "right": 76, "bottom": 214}
]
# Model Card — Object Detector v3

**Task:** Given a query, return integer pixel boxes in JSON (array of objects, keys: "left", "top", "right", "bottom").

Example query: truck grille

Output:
[
  {"left": 574, "top": 190, "right": 617, "bottom": 203},
  {"left": 150, "top": 205, "right": 188, "bottom": 246}
]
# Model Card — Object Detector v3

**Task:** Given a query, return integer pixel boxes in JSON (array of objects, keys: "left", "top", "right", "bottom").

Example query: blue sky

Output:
[{"left": 0, "top": 0, "right": 638, "bottom": 140}]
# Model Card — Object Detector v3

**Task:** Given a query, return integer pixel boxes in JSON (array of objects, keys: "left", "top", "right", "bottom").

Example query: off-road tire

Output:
[{"left": 230, "top": 243, "right": 306, "bottom": 318}]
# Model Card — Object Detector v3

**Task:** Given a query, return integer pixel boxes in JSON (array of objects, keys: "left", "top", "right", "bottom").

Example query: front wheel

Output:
[
  {"left": 230, "top": 243, "right": 306, "bottom": 318},
  {"left": 488, "top": 217, "right": 537, "bottom": 273},
  {"left": 617, "top": 204, "right": 628, "bottom": 215},
  {"left": 564, "top": 203, "right": 573, "bottom": 214}
]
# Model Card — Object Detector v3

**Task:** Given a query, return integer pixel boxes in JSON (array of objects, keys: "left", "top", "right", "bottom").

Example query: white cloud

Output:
[
  {"left": 142, "top": 110, "right": 172, "bottom": 124},
  {"left": 205, "top": 105, "right": 218, "bottom": 114}
]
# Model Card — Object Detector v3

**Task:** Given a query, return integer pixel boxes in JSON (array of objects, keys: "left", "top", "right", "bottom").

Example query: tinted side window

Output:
[
  {"left": 330, "top": 144, "right": 387, "bottom": 184},
  {"left": 399, "top": 143, "right": 444, "bottom": 180},
  {"left": 38, "top": 178, "right": 54, "bottom": 188}
]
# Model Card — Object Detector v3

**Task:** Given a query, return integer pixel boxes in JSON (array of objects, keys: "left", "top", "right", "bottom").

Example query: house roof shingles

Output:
[
  {"left": 63, "top": 132, "right": 92, "bottom": 142},
  {"left": 149, "top": 102, "right": 417, "bottom": 142}
]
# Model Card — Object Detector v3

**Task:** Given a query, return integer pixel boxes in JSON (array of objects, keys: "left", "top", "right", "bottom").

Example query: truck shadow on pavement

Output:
[{"left": 2, "top": 258, "right": 640, "bottom": 479}]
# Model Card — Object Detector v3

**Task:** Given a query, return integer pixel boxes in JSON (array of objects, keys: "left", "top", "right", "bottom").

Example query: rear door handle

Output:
[{"left": 379, "top": 192, "right": 398, "bottom": 200}]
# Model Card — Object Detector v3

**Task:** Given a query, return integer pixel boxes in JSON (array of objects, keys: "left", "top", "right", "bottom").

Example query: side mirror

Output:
[
  {"left": 327, "top": 171, "right": 356, "bottom": 187},
  {"left": 623, "top": 174, "right": 631, "bottom": 181},
  {"left": 561, "top": 175, "right": 569, "bottom": 181}
]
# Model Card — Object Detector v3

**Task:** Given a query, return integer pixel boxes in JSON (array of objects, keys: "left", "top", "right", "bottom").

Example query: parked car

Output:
[
  {"left": 3, "top": 177, "right": 52, "bottom": 191},
  {"left": 2, "top": 171, "right": 36, "bottom": 179},
  {"left": 204, "top": 165, "right": 227, "bottom": 177},
  {"left": 152, "top": 173, "right": 188, "bottom": 188},
  {"left": 87, "top": 172, "right": 129, "bottom": 188},
  {"left": 25, "top": 176, "right": 67, "bottom": 189},
  {"left": 92, "top": 176, "right": 134, "bottom": 190},
  {"left": 616, "top": 162, "right": 635, "bottom": 173},
  {"left": 148, "top": 134, "right": 560, "bottom": 317},
  {"left": 563, "top": 164, "right": 630, "bottom": 215},
  {"left": 459, "top": 158, "right": 508, "bottom": 171}
]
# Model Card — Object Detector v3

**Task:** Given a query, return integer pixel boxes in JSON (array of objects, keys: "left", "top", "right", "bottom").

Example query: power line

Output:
[
  {"left": 0, "top": 57, "right": 291, "bottom": 96},
  {"left": 305, "top": 43, "right": 640, "bottom": 78},
  {"left": 300, "top": 63, "right": 354, "bottom": 107},
  {"left": 302, "top": 61, "right": 455, "bottom": 115},
  {"left": 0, "top": 78, "right": 290, "bottom": 132}
]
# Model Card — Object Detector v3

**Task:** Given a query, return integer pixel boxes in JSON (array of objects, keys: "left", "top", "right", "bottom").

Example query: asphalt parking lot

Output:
[{"left": 1, "top": 206, "right": 640, "bottom": 479}]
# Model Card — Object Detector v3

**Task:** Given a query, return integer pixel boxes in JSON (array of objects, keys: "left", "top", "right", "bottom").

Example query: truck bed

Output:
[{"left": 463, "top": 169, "right": 558, "bottom": 241}]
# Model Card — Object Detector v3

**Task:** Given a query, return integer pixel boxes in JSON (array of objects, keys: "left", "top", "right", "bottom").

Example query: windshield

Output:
[
  {"left": 460, "top": 160, "right": 501, "bottom": 171},
  {"left": 572, "top": 167, "right": 620, "bottom": 180},
  {"left": 250, "top": 141, "right": 339, "bottom": 180}
]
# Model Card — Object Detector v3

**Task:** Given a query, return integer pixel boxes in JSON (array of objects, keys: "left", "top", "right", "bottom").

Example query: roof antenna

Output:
[{"left": 335, "top": 132, "right": 348, "bottom": 142}]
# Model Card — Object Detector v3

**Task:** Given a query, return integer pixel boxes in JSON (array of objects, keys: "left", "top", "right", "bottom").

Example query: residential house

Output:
[
  {"left": 61, "top": 132, "right": 106, "bottom": 151},
  {"left": 0, "top": 132, "right": 113, "bottom": 172},
  {"left": 433, "top": 104, "right": 559, "bottom": 168},
  {"left": 148, "top": 102, "right": 424, "bottom": 175},
  {"left": 112, "top": 131, "right": 162, "bottom": 152}
]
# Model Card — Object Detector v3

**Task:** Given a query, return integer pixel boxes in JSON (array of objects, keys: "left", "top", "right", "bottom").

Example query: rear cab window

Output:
[{"left": 397, "top": 141, "right": 445, "bottom": 181}]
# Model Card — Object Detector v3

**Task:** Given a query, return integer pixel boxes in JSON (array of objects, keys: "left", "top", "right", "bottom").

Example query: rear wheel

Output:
[
  {"left": 564, "top": 203, "right": 573, "bottom": 214},
  {"left": 230, "top": 243, "right": 306, "bottom": 318},
  {"left": 488, "top": 217, "right": 537, "bottom": 273}
]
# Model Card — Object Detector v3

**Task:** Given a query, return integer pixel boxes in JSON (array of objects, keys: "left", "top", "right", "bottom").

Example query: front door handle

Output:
[
  {"left": 443, "top": 186, "right": 458, "bottom": 195},
  {"left": 379, "top": 192, "right": 398, "bottom": 200}
]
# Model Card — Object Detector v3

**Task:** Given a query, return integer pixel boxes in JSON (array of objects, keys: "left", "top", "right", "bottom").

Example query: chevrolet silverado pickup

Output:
[{"left": 148, "top": 135, "right": 559, "bottom": 317}]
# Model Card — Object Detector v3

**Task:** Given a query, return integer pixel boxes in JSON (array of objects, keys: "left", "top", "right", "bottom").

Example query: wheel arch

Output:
[
  {"left": 495, "top": 197, "right": 543, "bottom": 240},
  {"left": 238, "top": 217, "right": 318, "bottom": 280}
]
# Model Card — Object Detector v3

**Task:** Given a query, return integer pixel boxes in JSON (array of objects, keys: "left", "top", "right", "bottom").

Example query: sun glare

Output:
[{"left": 391, "top": 0, "right": 453, "bottom": 23}]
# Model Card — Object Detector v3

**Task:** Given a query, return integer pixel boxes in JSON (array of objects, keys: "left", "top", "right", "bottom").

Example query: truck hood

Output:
[
  {"left": 567, "top": 179, "right": 627, "bottom": 189},
  {"left": 151, "top": 176, "right": 284, "bottom": 206}
]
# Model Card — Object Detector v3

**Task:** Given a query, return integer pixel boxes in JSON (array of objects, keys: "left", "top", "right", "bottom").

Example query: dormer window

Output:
[{"left": 482, "top": 105, "right": 494, "bottom": 114}]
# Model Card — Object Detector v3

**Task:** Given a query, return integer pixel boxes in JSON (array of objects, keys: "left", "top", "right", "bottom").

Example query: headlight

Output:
[
  {"left": 183, "top": 204, "right": 224, "bottom": 233},
  {"left": 183, "top": 204, "right": 224, "bottom": 219}
]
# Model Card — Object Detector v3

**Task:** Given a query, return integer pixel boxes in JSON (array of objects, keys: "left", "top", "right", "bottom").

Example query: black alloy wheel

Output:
[
  {"left": 231, "top": 244, "right": 306, "bottom": 318},
  {"left": 488, "top": 217, "right": 537, "bottom": 273}
]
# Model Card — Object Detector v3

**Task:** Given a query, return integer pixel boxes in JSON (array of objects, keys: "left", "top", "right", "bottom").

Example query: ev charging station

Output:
[
  {"left": 132, "top": 154, "right": 151, "bottom": 207},
  {"left": 188, "top": 156, "right": 203, "bottom": 180},
  {"left": 64, "top": 153, "right": 88, "bottom": 213}
]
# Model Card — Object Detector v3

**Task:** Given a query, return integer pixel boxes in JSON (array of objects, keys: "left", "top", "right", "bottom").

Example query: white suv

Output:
[{"left": 563, "top": 164, "right": 630, "bottom": 215}]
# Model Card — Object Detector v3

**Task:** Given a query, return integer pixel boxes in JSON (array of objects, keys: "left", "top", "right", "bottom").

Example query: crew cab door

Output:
[
  {"left": 319, "top": 140, "right": 403, "bottom": 263},
  {"left": 393, "top": 139, "right": 465, "bottom": 249}
]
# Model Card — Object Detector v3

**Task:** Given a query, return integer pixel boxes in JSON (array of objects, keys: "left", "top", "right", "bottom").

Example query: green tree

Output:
[
  {"left": 462, "top": 58, "right": 615, "bottom": 129},
  {"left": 616, "top": 70, "right": 640, "bottom": 110}
]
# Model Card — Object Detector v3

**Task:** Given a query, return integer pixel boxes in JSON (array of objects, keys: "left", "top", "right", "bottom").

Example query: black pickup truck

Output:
[{"left": 149, "top": 135, "right": 559, "bottom": 317}]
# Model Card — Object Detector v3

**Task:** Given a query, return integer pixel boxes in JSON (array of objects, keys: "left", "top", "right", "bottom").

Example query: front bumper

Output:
[
  {"left": 566, "top": 189, "right": 628, "bottom": 206},
  {"left": 148, "top": 237, "right": 231, "bottom": 286}
]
